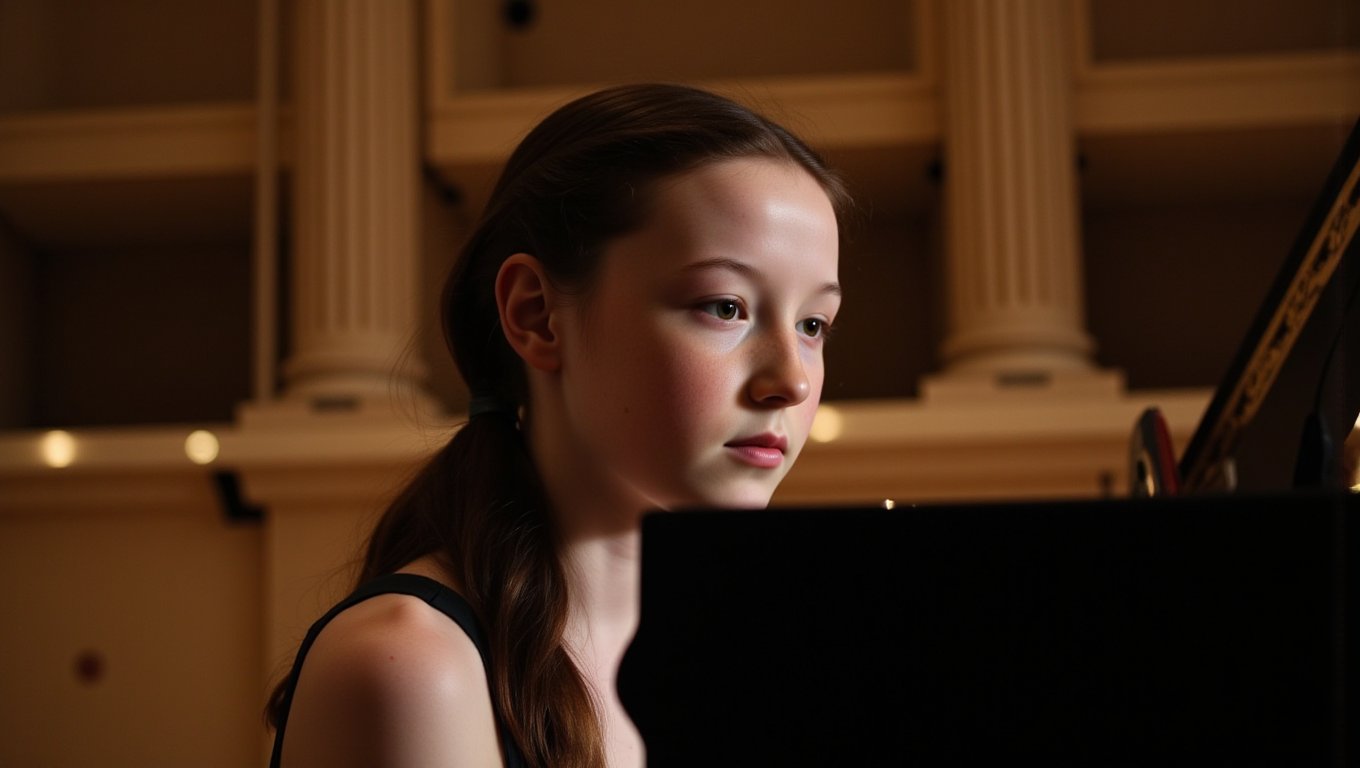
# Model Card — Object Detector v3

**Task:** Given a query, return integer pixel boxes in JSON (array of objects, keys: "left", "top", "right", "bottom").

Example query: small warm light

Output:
[
  {"left": 882, "top": 499, "right": 896, "bottom": 510},
  {"left": 41, "top": 430, "right": 76, "bottom": 468},
  {"left": 1349, "top": 416, "right": 1360, "bottom": 492},
  {"left": 184, "top": 430, "right": 220, "bottom": 465},
  {"left": 809, "top": 405, "right": 844, "bottom": 443}
]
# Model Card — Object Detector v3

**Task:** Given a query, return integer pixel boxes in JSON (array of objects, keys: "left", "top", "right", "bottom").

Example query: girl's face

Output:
[{"left": 554, "top": 157, "right": 841, "bottom": 513}]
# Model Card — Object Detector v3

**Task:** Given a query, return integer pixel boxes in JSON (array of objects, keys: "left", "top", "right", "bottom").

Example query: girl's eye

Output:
[
  {"left": 699, "top": 299, "right": 742, "bottom": 321},
  {"left": 797, "top": 318, "right": 830, "bottom": 339}
]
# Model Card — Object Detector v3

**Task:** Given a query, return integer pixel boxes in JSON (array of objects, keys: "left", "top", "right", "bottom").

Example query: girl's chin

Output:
[
  {"left": 646, "top": 494, "right": 773, "bottom": 513},
  {"left": 640, "top": 477, "right": 779, "bottom": 512},
  {"left": 693, "top": 486, "right": 777, "bottom": 511},
  {"left": 721, "top": 494, "right": 775, "bottom": 510}
]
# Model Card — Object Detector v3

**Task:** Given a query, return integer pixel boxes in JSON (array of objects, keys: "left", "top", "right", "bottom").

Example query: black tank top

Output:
[{"left": 269, "top": 573, "right": 529, "bottom": 768}]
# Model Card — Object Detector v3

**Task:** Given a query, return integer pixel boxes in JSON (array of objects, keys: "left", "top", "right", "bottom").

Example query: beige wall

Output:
[{"left": 0, "top": 491, "right": 263, "bottom": 767}]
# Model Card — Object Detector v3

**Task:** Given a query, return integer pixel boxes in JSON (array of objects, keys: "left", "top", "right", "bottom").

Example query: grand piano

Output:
[{"left": 617, "top": 118, "right": 1360, "bottom": 765}]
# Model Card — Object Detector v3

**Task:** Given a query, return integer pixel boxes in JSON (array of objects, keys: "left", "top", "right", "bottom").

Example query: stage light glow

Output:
[
  {"left": 41, "top": 431, "right": 76, "bottom": 468},
  {"left": 184, "top": 430, "right": 220, "bottom": 465},
  {"left": 1350, "top": 416, "right": 1360, "bottom": 492},
  {"left": 809, "top": 406, "right": 844, "bottom": 443}
]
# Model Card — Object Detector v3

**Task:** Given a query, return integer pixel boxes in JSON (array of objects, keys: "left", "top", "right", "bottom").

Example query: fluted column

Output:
[
  {"left": 284, "top": 0, "right": 425, "bottom": 403},
  {"left": 937, "top": 0, "right": 1097, "bottom": 377}
]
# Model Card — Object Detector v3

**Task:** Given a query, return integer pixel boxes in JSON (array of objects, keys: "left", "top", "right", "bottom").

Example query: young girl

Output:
[{"left": 266, "top": 83, "right": 849, "bottom": 768}]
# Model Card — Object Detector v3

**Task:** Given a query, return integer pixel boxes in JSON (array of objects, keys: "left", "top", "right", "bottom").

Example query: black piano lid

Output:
[
  {"left": 1178, "top": 115, "right": 1360, "bottom": 492},
  {"left": 618, "top": 492, "right": 1359, "bottom": 766},
  {"left": 617, "top": 121, "right": 1360, "bottom": 766}
]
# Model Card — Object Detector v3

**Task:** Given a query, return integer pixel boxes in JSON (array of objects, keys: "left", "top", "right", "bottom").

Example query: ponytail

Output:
[{"left": 268, "top": 408, "right": 606, "bottom": 766}]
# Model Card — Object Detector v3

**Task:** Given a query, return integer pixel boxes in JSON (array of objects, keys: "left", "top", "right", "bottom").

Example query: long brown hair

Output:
[{"left": 268, "top": 83, "right": 850, "bottom": 767}]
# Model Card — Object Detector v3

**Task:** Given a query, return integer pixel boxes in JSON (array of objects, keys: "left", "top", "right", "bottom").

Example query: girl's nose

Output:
[{"left": 747, "top": 330, "right": 811, "bottom": 408}]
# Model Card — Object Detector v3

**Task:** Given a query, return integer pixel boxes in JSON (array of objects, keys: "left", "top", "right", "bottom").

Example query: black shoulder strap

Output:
[
  {"left": 269, "top": 573, "right": 528, "bottom": 768},
  {"left": 348, "top": 573, "right": 492, "bottom": 666}
]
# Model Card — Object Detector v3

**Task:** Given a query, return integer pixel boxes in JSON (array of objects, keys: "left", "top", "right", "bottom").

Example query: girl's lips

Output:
[
  {"left": 724, "top": 434, "right": 787, "bottom": 469},
  {"left": 725, "top": 445, "right": 784, "bottom": 468}
]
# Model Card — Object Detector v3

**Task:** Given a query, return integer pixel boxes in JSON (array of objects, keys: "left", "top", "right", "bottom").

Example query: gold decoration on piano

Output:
[{"left": 1184, "top": 151, "right": 1360, "bottom": 491}]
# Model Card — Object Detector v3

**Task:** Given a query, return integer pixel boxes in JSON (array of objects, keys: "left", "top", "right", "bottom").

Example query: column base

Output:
[
  {"left": 236, "top": 387, "right": 445, "bottom": 430},
  {"left": 921, "top": 367, "right": 1126, "bottom": 404}
]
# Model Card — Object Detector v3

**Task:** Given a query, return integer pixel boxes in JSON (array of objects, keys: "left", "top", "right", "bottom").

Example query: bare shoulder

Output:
[{"left": 279, "top": 592, "right": 505, "bottom": 767}]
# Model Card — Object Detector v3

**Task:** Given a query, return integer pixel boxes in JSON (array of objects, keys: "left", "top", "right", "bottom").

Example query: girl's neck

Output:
[
  {"left": 524, "top": 392, "right": 646, "bottom": 667},
  {"left": 557, "top": 519, "right": 644, "bottom": 762},
  {"left": 558, "top": 525, "right": 646, "bottom": 768},
  {"left": 525, "top": 396, "right": 646, "bottom": 636},
  {"left": 558, "top": 520, "right": 641, "bottom": 655}
]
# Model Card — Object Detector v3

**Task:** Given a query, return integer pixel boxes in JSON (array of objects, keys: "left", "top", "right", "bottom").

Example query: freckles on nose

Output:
[{"left": 746, "top": 335, "right": 812, "bottom": 406}]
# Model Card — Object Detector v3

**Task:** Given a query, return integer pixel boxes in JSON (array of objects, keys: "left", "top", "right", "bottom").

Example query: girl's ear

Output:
[{"left": 495, "top": 253, "right": 563, "bottom": 372}]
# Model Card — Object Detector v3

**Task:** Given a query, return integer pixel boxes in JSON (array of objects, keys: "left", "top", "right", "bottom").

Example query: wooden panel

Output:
[
  {"left": 0, "top": 502, "right": 262, "bottom": 767},
  {"left": 434, "top": 0, "right": 919, "bottom": 92},
  {"left": 1087, "top": 0, "right": 1360, "bottom": 62}
]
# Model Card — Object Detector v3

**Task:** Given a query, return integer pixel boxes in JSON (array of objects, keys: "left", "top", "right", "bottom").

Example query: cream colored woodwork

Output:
[
  {"left": 0, "top": 10, "right": 1353, "bottom": 244},
  {"left": 0, "top": 467, "right": 262, "bottom": 768},
  {"left": 776, "top": 390, "right": 1209, "bottom": 503},
  {"left": 0, "top": 53, "right": 1351, "bottom": 187},
  {"left": 281, "top": 0, "right": 427, "bottom": 404},
  {"left": 252, "top": 465, "right": 407, "bottom": 684},
  {"left": 0, "top": 104, "right": 262, "bottom": 181},
  {"left": 0, "top": 1, "right": 1358, "bottom": 764},
  {"left": 936, "top": 0, "right": 1096, "bottom": 377}
]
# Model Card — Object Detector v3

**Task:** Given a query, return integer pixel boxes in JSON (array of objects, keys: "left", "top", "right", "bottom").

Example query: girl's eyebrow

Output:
[{"left": 680, "top": 257, "right": 842, "bottom": 297}]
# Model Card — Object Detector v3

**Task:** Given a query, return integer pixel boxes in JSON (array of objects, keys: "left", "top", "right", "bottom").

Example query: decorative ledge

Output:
[
  {"left": 0, "top": 103, "right": 293, "bottom": 183},
  {"left": 0, "top": 54, "right": 1350, "bottom": 190},
  {"left": 0, "top": 390, "right": 1211, "bottom": 514},
  {"left": 777, "top": 389, "right": 1210, "bottom": 504},
  {"left": 425, "top": 73, "right": 940, "bottom": 169}
]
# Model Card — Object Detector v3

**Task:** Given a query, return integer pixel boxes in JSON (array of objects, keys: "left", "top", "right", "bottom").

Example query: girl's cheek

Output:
[
  {"left": 666, "top": 357, "right": 721, "bottom": 403},
  {"left": 658, "top": 346, "right": 730, "bottom": 411}
]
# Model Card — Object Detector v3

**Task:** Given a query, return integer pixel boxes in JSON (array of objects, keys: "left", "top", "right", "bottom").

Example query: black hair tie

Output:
[{"left": 468, "top": 394, "right": 517, "bottom": 421}]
